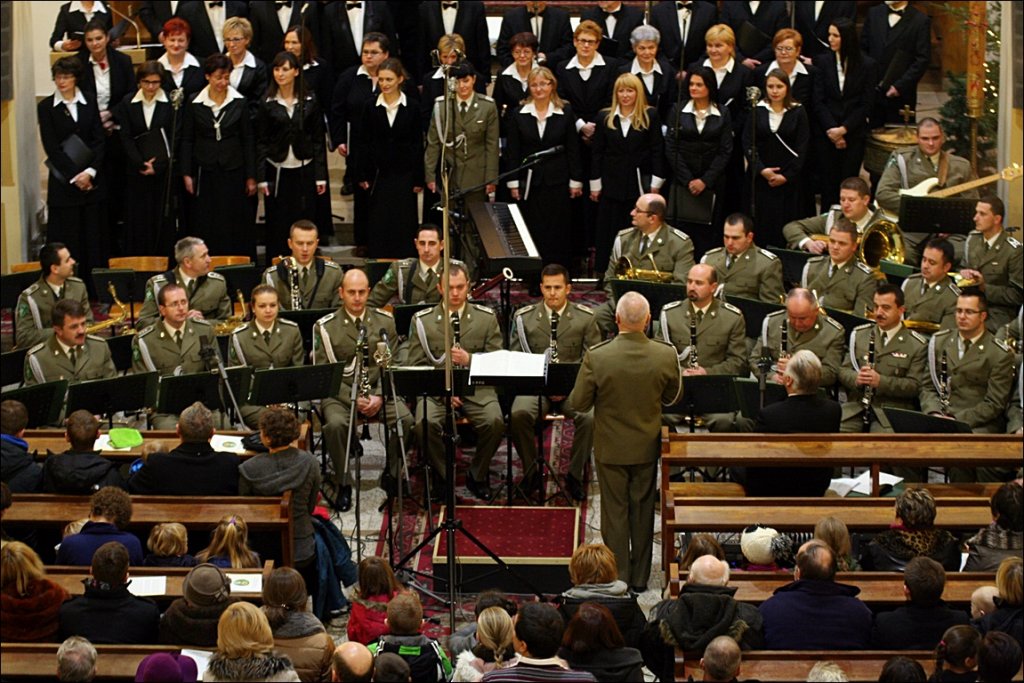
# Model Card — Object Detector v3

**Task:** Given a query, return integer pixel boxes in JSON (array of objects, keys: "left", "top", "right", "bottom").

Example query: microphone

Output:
[
  {"left": 523, "top": 145, "right": 564, "bottom": 163},
  {"left": 198, "top": 335, "right": 217, "bottom": 368},
  {"left": 746, "top": 86, "right": 762, "bottom": 104}
]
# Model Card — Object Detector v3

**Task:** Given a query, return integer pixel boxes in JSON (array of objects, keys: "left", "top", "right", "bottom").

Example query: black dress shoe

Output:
[
  {"left": 340, "top": 181, "right": 353, "bottom": 195},
  {"left": 338, "top": 484, "right": 352, "bottom": 512},
  {"left": 564, "top": 473, "right": 586, "bottom": 502},
  {"left": 466, "top": 473, "right": 493, "bottom": 501}
]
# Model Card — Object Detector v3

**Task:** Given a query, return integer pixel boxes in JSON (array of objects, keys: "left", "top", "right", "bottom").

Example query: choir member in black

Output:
[
  {"left": 181, "top": 54, "right": 258, "bottom": 260},
  {"left": 257, "top": 52, "right": 328, "bottom": 265},
  {"left": 322, "top": 0, "right": 396, "bottom": 78},
  {"left": 860, "top": 0, "right": 931, "bottom": 126},
  {"left": 794, "top": 1, "right": 856, "bottom": 61},
  {"left": 50, "top": 0, "right": 111, "bottom": 52},
  {"left": 176, "top": 0, "right": 248, "bottom": 60},
  {"left": 496, "top": 1, "right": 574, "bottom": 69},
  {"left": 649, "top": 0, "right": 718, "bottom": 73},
  {"left": 617, "top": 24, "right": 676, "bottom": 124},
  {"left": 113, "top": 61, "right": 180, "bottom": 257},
  {"left": 493, "top": 32, "right": 538, "bottom": 134},
  {"left": 590, "top": 73, "right": 665, "bottom": 272},
  {"left": 414, "top": 1, "right": 490, "bottom": 86},
  {"left": 579, "top": 1, "right": 644, "bottom": 61},
  {"left": 350, "top": 58, "right": 423, "bottom": 259},
  {"left": 37, "top": 57, "right": 106, "bottom": 291},
  {"left": 690, "top": 24, "right": 749, "bottom": 217},
  {"left": 743, "top": 69, "right": 810, "bottom": 248},
  {"left": 157, "top": 18, "right": 205, "bottom": 103},
  {"left": 329, "top": 32, "right": 391, "bottom": 255},
  {"left": 753, "top": 29, "right": 818, "bottom": 217},
  {"left": 222, "top": 17, "right": 268, "bottom": 121},
  {"left": 719, "top": 0, "right": 788, "bottom": 70},
  {"left": 813, "top": 18, "right": 878, "bottom": 210},
  {"left": 248, "top": 0, "right": 320, "bottom": 66},
  {"left": 139, "top": 1, "right": 177, "bottom": 41},
  {"left": 664, "top": 66, "right": 733, "bottom": 260},
  {"left": 506, "top": 66, "right": 583, "bottom": 269}
]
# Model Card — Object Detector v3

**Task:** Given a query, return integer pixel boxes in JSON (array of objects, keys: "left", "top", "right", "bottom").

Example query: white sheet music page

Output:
[{"left": 470, "top": 350, "right": 547, "bottom": 380}]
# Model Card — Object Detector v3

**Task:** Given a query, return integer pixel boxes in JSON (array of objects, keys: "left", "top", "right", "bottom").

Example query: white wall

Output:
[{"left": 29, "top": 1, "right": 62, "bottom": 96}]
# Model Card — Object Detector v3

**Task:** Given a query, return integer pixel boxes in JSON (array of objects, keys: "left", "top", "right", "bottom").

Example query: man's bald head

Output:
[
  {"left": 343, "top": 267, "right": 369, "bottom": 289},
  {"left": 701, "top": 636, "right": 741, "bottom": 682},
  {"left": 688, "top": 554, "right": 730, "bottom": 587},
  {"left": 331, "top": 642, "right": 373, "bottom": 682},
  {"left": 615, "top": 291, "right": 650, "bottom": 333},
  {"left": 340, "top": 268, "right": 370, "bottom": 318}
]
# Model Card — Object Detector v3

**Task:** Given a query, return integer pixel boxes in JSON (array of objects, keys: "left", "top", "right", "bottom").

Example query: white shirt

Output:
[
  {"left": 765, "top": 60, "right": 808, "bottom": 81},
  {"left": 702, "top": 57, "right": 735, "bottom": 88},
  {"left": 158, "top": 51, "right": 200, "bottom": 88},
  {"left": 758, "top": 101, "right": 784, "bottom": 132},
  {"left": 630, "top": 57, "right": 662, "bottom": 95},
  {"left": 530, "top": 12, "right": 543, "bottom": 44},
  {"left": 277, "top": 2, "right": 292, "bottom": 33},
  {"left": 194, "top": 84, "right": 245, "bottom": 116},
  {"left": 206, "top": 1, "right": 226, "bottom": 52},
  {"left": 441, "top": 1, "right": 457, "bottom": 35},
  {"left": 613, "top": 106, "right": 633, "bottom": 136},
  {"left": 677, "top": 3, "right": 691, "bottom": 47},
  {"left": 53, "top": 88, "right": 87, "bottom": 122},
  {"left": 376, "top": 91, "right": 407, "bottom": 126},
  {"left": 229, "top": 51, "right": 257, "bottom": 91},
  {"left": 348, "top": 5, "right": 364, "bottom": 57},
  {"left": 89, "top": 53, "right": 111, "bottom": 111},
  {"left": 888, "top": 2, "right": 906, "bottom": 28},
  {"left": 269, "top": 95, "right": 304, "bottom": 169},
  {"left": 500, "top": 61, "right": 535, "bottom": 95},
  {"left": 683, "top": 99, "right": 721, "bottom": 134},
  {"left": 748, "top": 1, "right": 761, "bottom": 14},
  {"left": 814, "top": 1, "right": 825, "bottom": 20},
  {"left": 565, "top": 52, "right": 605, "bottom": 83},
  {"left": 131, "top": 87, "right": 169, "bottom": 129},
  {"left": 835, "top": 52, "right": 846, "bottom": 92},
  {"left": 507, "top": 101, "right": 577, "bottom": 191}
]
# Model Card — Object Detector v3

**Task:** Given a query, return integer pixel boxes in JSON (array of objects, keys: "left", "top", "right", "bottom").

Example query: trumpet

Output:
[
  {"left": 939, "top": 349, "right": 951, "bottom": 416},
  {"left": 85, "top": 282, "right": 132, "bottom": 336},
  {"left": 214, "top": 290, "right": 248, "bottom": 336},
  {"left": 549, "top": 311, "right": 560, "bottom": 364},
  {"left": 358, "top": 324, "right": 372, "bottom": 440},
  {"left": 861, "top": 328, "right": 876, "bottom": 432},
  {"left": 689, "top": 313, "right": 699, "bottom": 370}
]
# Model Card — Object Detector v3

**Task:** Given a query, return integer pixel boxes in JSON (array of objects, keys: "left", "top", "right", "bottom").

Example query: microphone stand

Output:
[
  {"left": 199, "top": 336, "right": 244, "bottom": 429},
  {"left": 747, "top": 89, "right": 760, "bottom": 225}
]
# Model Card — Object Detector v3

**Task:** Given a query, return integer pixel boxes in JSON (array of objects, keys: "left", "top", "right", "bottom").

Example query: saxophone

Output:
[
  {"left": 549, "top": 311, "right": 560, "bottom": 363},
  {"left": 939, "top": 349, "right": 951, "bottom": 416},
  {"left": 85, "top": 282, "right": 132, "bottom": 335},
  {"left": 358, "top": 324, "right": 372, "bottom": 440},
  {"left": 861, "top": 328, "right": 876, "bottom": 432},
  {"left": 214, "top": 290, "right": 248, "bottom": 335},
  {"left": 689, "top": 313, "right": 699, "bottom": 370}
]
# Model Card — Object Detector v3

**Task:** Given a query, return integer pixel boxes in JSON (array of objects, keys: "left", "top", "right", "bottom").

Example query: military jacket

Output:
[
  {"left": 919, "top": 329, "right": 1015, "bottom": 432},
  {"left": 132, "top": 319, "right": 216, "bottom": 376},
  {"left": 995, "top": 307, "right": 1021, "bottom": 360},
  {"left": 901, "top": 273, "right": 959, "bottom": 332},
  {"left": 510, "top": 302, "right": 600, "bottom": 362},
  {"left": 750, "top": 310, "right": 845, "bottom": 387},
  {"left": 312, "top": 308, "right": 397, "bottom": 391},
  {"left": 839, "top": 323, "right": 929, "bottom": 410},
  {"left": 660, "top": 299, "right": 747, "bottom": 376},
  {"left": 407, "top": 302, "right": 503, "bottom": 367},
  {"left": 802, "top": 256, "right": 877, "bottom": 316},
  {"left": 782, "top": 208, "right": 886, "bottom": 250},
  {"left": 228, "top": 319, "right": 305, "bottom": 369},
  {"left": 702, "top": 245, "right": 784, "bottom": 304},
  {"left": 876, "top": 148, "right": 976, "bottom": 215},
  {"left": 603, "top": 225, "right": 694, "bottom": 296},
  {"left": 366, "top": 258, "right": 463, "bottom": 309},
  {"left": 424, "top": 94, "right": 500, "bottom": 191},
  {"left": 136, "top": 268, "right": 232, "bottom": 330},
  {"left": 262, "top": 258, "right": 343, "bottom": 311},
  {"left": 961, "top": 230, "right": 1023, "bottom": 331},
  {"left": 15, "top": 277, "right": 93, "bottom": 349},
  {"left": 24, "top": 335, "right": 116, "bottom": 386}
]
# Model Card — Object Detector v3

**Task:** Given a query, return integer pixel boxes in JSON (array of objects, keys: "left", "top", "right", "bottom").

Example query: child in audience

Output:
[
  {"left": 739, "top": 525, "right": 793, "bottom": 571},
  {"left": 557, "top": 602, "right": 644, "bottom": 681},
  {"left": 452, "top": 606, "right": 516, "bottom": 682},
  {"left": 976, "top": 631, "right": 1023, "bottom": 682},
  {"left": 195, "top": 515, "right": 261, "bottom": 569},
  {"left": 974, "top": 556, "right": 1023, "bottom": 650},
  {"left": 677, "top": 533, "right": 726, "bottom": 571},
  {"left": 971, "top": 585, "right": 1000, "bottom": 620},
  {"left": 879, "top": 655, "right": 927, "bottom": 681},
  {"left": 1, "top": 541, "right": 70, "bottom": 641},
  {"left": 262, "top": 567, "right": 334, "bottom": 683},
  {"left": 448, "top": 589, "right": 518, "bottom": 656},
  {"left": 806, "top": 660, "right": 849, "bottom": 681},
  {"left": 815, "top": 516, "right": 861, "bottom": 572},
  {"left": 159, "top": 563, "right": 238, "bottom": 647},
  {"left": 930, "top": 625, "right": 981, "bottom": 682},
  {"left": 347, "top": 556, "right": 403, "bottom": 645},
  {"left": 144, "top": 522, "right": 197, "bottom": 567},
  {"left": 368, "top": 592, "right": 452, "bottom": 683}
]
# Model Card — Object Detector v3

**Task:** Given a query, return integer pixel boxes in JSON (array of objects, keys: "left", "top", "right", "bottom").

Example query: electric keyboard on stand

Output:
[{"left": 467, "top": 200, "right": 543, "bottom": 278}]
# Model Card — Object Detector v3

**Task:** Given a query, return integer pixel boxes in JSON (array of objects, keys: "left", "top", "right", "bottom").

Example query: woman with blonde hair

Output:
[
  {"left": 590, "top": 71, "right": 665, "bottom": 271},
  {"left": 975, "top": 556, "right": 1023, "bottom": 650},
  {"left": 262, "top": 567, "right": 333, "bottom": 683},
  {"left": 196, "top": 515, "right": 262, "bottom": 569},
  {"left": 557, "top": 543, "right": 645, "bottom": 647},
  {"left": 1, "top": 542, "right": 70, "bottom": 641},
  {"left": 452, "top": 606, "right": 516, "bottom": 681},
  {"left": 144, "top": 522, "right": 197, "bottom": 567},
  {"left": 814, "top": 516, "right": 860, "bottom": 572},
  {"left": 205, "top": 601, "right": 300, "bottom": 681}
]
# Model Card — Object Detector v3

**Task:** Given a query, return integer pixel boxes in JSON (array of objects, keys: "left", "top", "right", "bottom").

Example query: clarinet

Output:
[
  {"left": 779, "top": 320, "right": 789, "bottom": 361},
  {"left": 451, "top": 312, "right": 462, "bottom": 365},
  {"left": 549, "top": 311, "right": 560, "bottom": 363},
  {"left": 861, "top": 328, "right": 876, "bottom": 432},
  {"left": 358, "top": 326, "right": 372, "bottom": 440},
  {"left": 689, "top": 314, "right": 699, "bottom": 370},
  {"left": 939, "top": 349, "right": 951, "bottom": 416},
  {"left": 287, "top": 257, "right": 303, "bottom": 310}
]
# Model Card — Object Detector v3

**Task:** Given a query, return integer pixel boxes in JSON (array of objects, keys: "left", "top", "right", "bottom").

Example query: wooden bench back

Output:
[
  {"left": 1, "top": 643, "right": 187, "bottom": 679},
  {"left": 44, "top": 562, "right": 272, "bottom": 602},
  {"left": 675, "top": 650, "right": 946, "bottom": 682}
]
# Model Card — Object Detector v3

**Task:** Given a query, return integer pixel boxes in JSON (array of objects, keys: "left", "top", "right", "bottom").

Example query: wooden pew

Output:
[
  {"left": 665, "top": 480, "right": 1006, "bottom": 499},
  {"left": 0, "top": 643, "right": 190, "bottom": 680},
  {"left": 44, "top": 561, "right": 273, "bottom": 603},
  {"left": 666, "top": 564, "right": 993, "bottom": 605},
  {"left": 7, "top": 493, "right": 295, "bottom": 566}
]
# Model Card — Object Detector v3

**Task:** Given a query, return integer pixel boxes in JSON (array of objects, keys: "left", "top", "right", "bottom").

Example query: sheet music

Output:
[
  {"left": 226, "top": 572, "right": 263, "bottom": 594},
  {"left": 828, "top": 471, "right": 903, "bottom": 497},
  {"left": 93, "top": 434, "right": 132, "bottom": 452},
  {"left": 469, "top": 350, "right": 547, "bottom": 379},
  {"left": 127, "top": 575, "right": 167, "bottom": 596},
  {"left": 210, "top": 434, "right": 247, "bottom": 454},
  {"left": 180, "top": 649, "right": 213, "bottom": 679}
]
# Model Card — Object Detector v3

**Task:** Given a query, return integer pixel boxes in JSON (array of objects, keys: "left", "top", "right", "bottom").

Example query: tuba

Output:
[
  {"left": 614, "top": 255, "right": 674, "bottom": 283},
  {"left": 858, "top": 219, "right": 905, "bottom": 268}
]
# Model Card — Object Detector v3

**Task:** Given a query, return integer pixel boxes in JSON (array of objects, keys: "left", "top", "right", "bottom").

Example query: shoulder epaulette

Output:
[
  {"left": 758, "top": 248, "right": 778, "bottom": 260},
  {"left": 86, "top": 334, "right": 107, "bottom": 342},
  {"left": 478, "top": 94, "right": 494, "bottom": 102},
  {"left": 853, "top": 322, "right": 873, "bottom": 332},
  {"left": 207, "top": 271, "right": 226, "bottom": 281},
  {"left": 662, "top": 300, "right": 684, "bottom": 311},
  {"left": 232, "top": 322, "right": 252, "bottom": 335},
  {"left": 23, "top": 282, "right": 40, "bottom": 295},
  {"left": 808, "top": 254, "right": 828, "bottom": 263},
  {"left": 933, "top": 328, "right": 952, "bottom": 340},
  {"left": 279, "top": 318, "right": 299, "bottom": 327},
  {"left": 905, "top": 272, "right": 923, "bottom": 280},
  {"left": 670, "top": 227, "right": 691, "bottom": 241},
  {"left": 191, "top": 319, "right": 214, "bottom": 329},
  {"left": 137, "top": 324, "right": 158, "bottom": 336},
  {"left": 616, "top": 227, "right": 633, "bottom": 237},
  {"left": 1006, "top": 237, "right": 1021, "bottom": 249},
  {"left": 372, "top": 307, "right": 394, "bottom": 318},
  {"left": 67, "top": 275, "right": 84, "bottom": 283},
  {"left": 515, "top": 303, "right": 538, "bottom": 317},
  {"left": 323, "top": 259, "right": 342, "bottom": 270},
  {"left": 414, "top": 307, "right": 433, "bottom": 318},
  {"left": 909, "top": 330, "right": 928, "bottom": 344},
  {"left": 855, "top": 262, "right": 874, "bottom": 275},
  {"left": 434, "top": 94, "right": 444, "bottom": 102},
  {"left": 766, "top": 309, "right": 786, "bottom": 319},
  {"left": 824, "top": 316, "right": 843, "bottom": 331},
  {"left": 572, "top": 302, "right": 594, "bottom": 314},
  {"left": 721, "top": 302, "right": 742, "bottom": 315},
  {"left": 151, "top": 273, "right": 168, "bottom": 284},
  {"left": 948, "top": 282, "right": 962, "bottom": 296},
  {"left": 705, "top": 246, "right": 724, "bottom": 256},
  {"left": 652, "top": 338, "right": 676, "bottom": 349},
  {"left": 316, "top": 311, "right": 338, "bottom": 325},
  {"left": 26, "top": 341, "right": 45, "bottom": 355},
  {"left": 472, "top": 303, "right": 497, "bottom": 315},
  {"left": 993, "top": 338, "right": 1012, "bottom": 353}
]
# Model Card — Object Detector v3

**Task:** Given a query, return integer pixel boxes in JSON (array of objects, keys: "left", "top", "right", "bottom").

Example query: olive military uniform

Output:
[
  {"left": 509, "top": 302, "right": 601, "bottom": 485},
  {"left": 782, "top": 208, "right": 886, "bottom": 251},
  {"left": 701, "top": 245, "right": 784, "bottom": 304},
  {"left": 366, "top": 258, "right": 464, "bottom": 310},
  {"left": 659, "top": 299, "right": 748, "bottom": 376},
  {"left": 424, "top": 94, "right": 499, "bottom": 201},
  {"left": 801, "top": 256, "right": 878, "bottom": 316},
  {"left": 902, "top": 274, "right": 959, "bottom": 332},
  {"left": 961, "top": 230, "right": 1023, "bottom": 332},
  {"left": 132, "top": 319, "right": 217, "bottom": 429},
  {"left": 750, "top": 310, "right": 846, "bottom": 388},
  {"left": 136, "top": 268, "right": 233, "bottom": 330},
  {"left": 262, "top": 258, "right": 343, "bottom": 311},
  {"left": 228, "top": 319, "right": 306, "bottom": 428},
  {"left": 24, "top": 335, "right": 116, "bottom": 386},
  {"left": 15, "top": 276, "right": 93, "bottom": 349}
]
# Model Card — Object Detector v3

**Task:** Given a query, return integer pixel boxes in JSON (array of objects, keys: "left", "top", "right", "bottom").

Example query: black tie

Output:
[
  {"left": 69, "top": 346, "right": 78, "bottom": 366},
  {"left": 263, "top": 329, "right": 272, "bottom": 345},
  {"left": 347, "top": 1, "right": 361, "bottom": 9},
  {"left": 696, "top": 310, "right": 704, "bottom": 325},
  {"left": 888, "top": 6, "right": 905, "bottom": 16},
  {"left": 208, "top": 1, "right": 223, "bottom": 7},
  {"left": 57, "top": 285, "right": 66, "bottom": 300},
  {"left": 460, "top": 101, "right": 468, "bottom": 115},
  {"left": 725, "top": 255, "right": 733, "bottom": 270},
  {"left": 174, "top": 330, "right": 183, "bottom": 348},
  {"left": 639, "top": 235, "right": 650, "bottom": 255},
  {"left": 604, "top": 9, "right": 619, "bottom": 17},
  {"left": 963, "top": 338, "right": 972, "bottom": 356},
  {"left": 301, "top": 267, "right": 310, "bottom": 289},
  {"left": 275, "top": 0, "right": 292, "bottom": 7},
  {"left": 442, "top": 1, "right": 458, "bottom": 9},
  {"left": 187, "top": 279, "right": 197, "bottom": 298},
  {"left": 677, "top": 1, "right": 692, "bottom": 9}
]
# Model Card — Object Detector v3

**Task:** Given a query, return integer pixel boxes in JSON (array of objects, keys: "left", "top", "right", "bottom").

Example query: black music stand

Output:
[
  {"left": 278, "top": 308, "right": 334, "bottom": 354},
  {"left": 733, "top": 377, "right": 788, "bottom": 419},
  {"left": 1, "top": 348, "right": 28, "bottom": 388},
  {"left": 156, "top": 368, "right": 253, "bottom": 420},
  {"left": 530, "top": 362, "right": 580, "bottom": 506},
  {"left": 883, "top": 407, "right": 972, "bottom": 434},
  {"left": 824, "top": 307, "right": 873, "bottom": 338},
  {"left": 66, "top": 372, "right": 159, "bottom": 428},
  {"left": 214, "top": 264, "right": 261, "bottom": 300},
  {"left": 249, "top": 363, "right": 344, "bottom": 406},
  {"left": 726, "top": 296, "right": 786, "bottom": 339},
  {"left": 899, "top": 196, "right": 977, "bottom": 235},
  {"left": 766, "top": 247, "right": 813, "bottom": 289},
  {"left": 666, "top": 375, "right": 740, "bottom": 433},
  {"left": 608, "top": 280, "right": 687, "bottom": 321},
  {"left": 107, "top": 335, "right": 134, "bottom": 373},
  {"left": 1, "top": 380, "right": 67, "bottom": 427},
  {"left": 363, "top": 260, "right": 395, "bottom": 289},
  {"left": 392, "top": 303, "right": 435, "bottom": 339}
]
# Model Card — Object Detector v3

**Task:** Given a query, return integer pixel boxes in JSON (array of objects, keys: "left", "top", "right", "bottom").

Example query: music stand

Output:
[
  {"left": 106, "top": 335, "right": 134, "bottom": 373},
  {"left": 824, "top": 306, "right": 873, "bottom": 338},
  {"left": 899, "top": 196, "right": 977, "bottom": 235},
  {"left": 733, "top": 377, "right": 788, "bottom": 419},
  {"left": 214, "top": 264, "right": 261, "bottom": 300},
  {"left": 726, "top": 295, "right": 786, "bottom": 339},
  {"left": 362, "top": 260, "right": 396, "bottom": 289},
  {"left": 249, "top": 363, "right": 344, "bottom": 406},
  {"left": 608, "top": 280, "right": 687, "bottom": 321},
  {"left": 278, "top": 308, "right": 334, "bottom": 354},
  {"left": 156, "top": 368, "right": 253, "bottom": 418},
  {"left": 392, "top": 303, "right": 435, "bottom": 339},
  {"left": 883, "top": 407, "right": 973, "bottom": 434},
  {"left": 1, "top": 380, "right": 68, "bottom": 427},
  {"left": 526, "top": 362, "right": 581, "bottom": 506},
  {"left": 665, "top": 375, "right": 740, "bottom": 433},
  {"left": 1, "top": 348, "right": 28, "bottom": 389},
  {"left": 66, "top": 372, "right": 158, "bottom": 428},
  {"left": 766, "top": 247, "right": 812, "bottom": 289}
]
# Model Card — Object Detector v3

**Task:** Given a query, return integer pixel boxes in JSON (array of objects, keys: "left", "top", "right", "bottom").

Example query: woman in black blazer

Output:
[
  {"left": 617, "top": 24, "right": 676, "bottom": 125},
  {"left": 351, "top": 58, "right": 423, "bottom": 259},
  {"left": 813, "top": 18, "right": 877, "bottom": 209},
  {"left": 493, "top": 32, "right": 538, "bottom": 135},
  {"left": 505, "top": 66, "right": 583, "bottom": 269},
  {"left": 590, "top": 72, "right": 665, "bottom": 272},
  {"left": 743, "top": 69, "right": 810, "bottom": 248},
  {"left": 257, "top": 52, "right": 328, "bottom": 263},
  {"left": 223, "top": 17, "right": 269, "bottom": 122},
  {"left": 113, "top": 61, "right": 181, "bottom": 257},
  {"left": 37, "top": 56, "right": 106, "bottom": 288},
  {"left": 665, "top": 66, "right": 734, "bottom": 260},
  {"left": 49, "top": 0, "right": 111, "bottom": 52},
  {"left": 157, "top": 17, "right": 206, "bottom": 102},
  {"left": 181, "top": 54, "right": 258, "bottom": 260}
]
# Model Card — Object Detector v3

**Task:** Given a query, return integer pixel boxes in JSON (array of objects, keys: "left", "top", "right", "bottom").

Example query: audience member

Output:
[
  {"left": 972, "top": 585, "right": 1000, "bottom": 621},
  {"left": 59, "top": 541, "right": 160, "bottom": 644},
  {"left": 41, "top": 410, "right": 125, "bottom": 493},
  {"left": 699, "top": 635, "right": 742, "bottom": 683},
  {"left": 195, "top": 514, "right": 261, "bottom": 569},
  {"left": 262, "top": 567, "right": 334, "bottom": 683},
  {"left": 144, "top": 522, "right": 198, "bottom": 567},
  {"left": 373, "top": 653, "right": 412, "bottom": 683},
  {"left": 481, "top": 602, "right": 596, "bottom": 682},
  {"left": 206, "top": 601, "right": 301, "bottom": 682},
  {"left": 814, "top": 516, "right": 861, "bottom": 572},
  {"left": 878, "top": 656, "right": 927, "bottom": 682},
  {"left": 557, "top": 543, "right": 645, "bottom": 647},
  {"left": 368, "top": 593, "right": 452, "bottom": 683},
  {"left": 931, "top": 624, "right": 981, "bottom": 683},
  {"left": 557, "top": 602, "right": 643, "bottom": 681},
  {"left": 641, "top": 555, "right": 763, "bottom": 682},
  {"left": 57, "top": 635, "right": 98, "bottom": 683},
  {"left": 965, "top": 481, "right": 1023, "bottom": 572},
  {"left": 860, "top": 488, "right": 961, "bottom": 571},
  {"left": 739, "top": 525, "right": 793, "bottom": 571},
  {"left": 331, "top": 641, "right": 374, "bottom": 683},
  {"left": 678, "top": 533, "right": 727, "bottom": 571},
  {"left": 977, "top": 631, "right": 1023, "bottom": 683},
  {"left": 1, "top": 541, "right": 70, "bottom": 641},
  {"left": 806, "top": 661, "right": 849, "bottom": 682},
  {"left": 127, "top": 401, "right": 240, "bottom": 495},
  {"left": 448, "top": 590, "right": 519, "bottom": 657},
  {"left": 348, "top": 556, "right": 404, "bottom": 645},
  {"left": 759, "top": 540, "right": 872, "bottom": 650},
  {"left": 872, "top": 556, "right": 969, "bottom": 649},
  {"left": 975, "top": 556, "right": 1023, "bottom": 649},
  {"left": 160, "top": 563, "right": 239, "bottom": 647},
  {"left": 56, "top": 486, "right": 144, "bottom": 565},
  {"left": 1, "top": 400, "right": 41, "bottom": 493},
  {"left": 453, "top": 606, "right": 517, "bottom": 682},
  {"left": 135, "top": 652, "right": 200, "bottom": 683}
]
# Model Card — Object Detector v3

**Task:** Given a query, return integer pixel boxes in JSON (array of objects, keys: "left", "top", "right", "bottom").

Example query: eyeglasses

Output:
[
  {"left": 954, "top": 308, "right": 982, "bottom": 316},
  {"left": 774, "top": 45, "right": 796, "bottom": 54},
  {"left": 140, "top": 79, "right": 163, "bottom": 86},
  {"left": 633, "top": 206, "right": 652, "bottom": 214},
  {"left": 361, "top": 49, "right": 383, "bottom": 56},
  {"left": 224, "top": 36, "right": 246, "bottom": 43},
  {"left": 576, "top": 38, "right": 598, "bottom": 46}
]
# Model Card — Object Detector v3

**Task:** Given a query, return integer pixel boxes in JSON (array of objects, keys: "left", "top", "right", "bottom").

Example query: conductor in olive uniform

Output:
[
  {"left": 407, "top": 263, "right": 504, "bottom": 500},
  {"left": 751, "top": 288, "right": 845, "bottom": 389},
  {"left": 509, "top": 264, "right": 601, "bottom": 501},
  {"left": 565, "top": 291, "right": 681, "bottom": 591},
  {"left": 839, "top": 283, "right": 929, "bottom": 433},
  {"left": 132, "top": 283, "right": 218, "bottom": 429},
  {"left": 313, "top": 269, "right": 410, "bottom": 510},
  {"left": 902, "top": 238, "right": 960, "bottom": 332},
  {"left": 367, "top": 225, "right": 461, "bottom": 309},
  {"left": 137, "top": 237, "right": 232, "bottom": 330},
  {"left": 801, "top": 218, "right": 878, "bottom": 316},
  {"left": 228, "top": 285, "right": 306, "bottom": 429},
  {"left": 24, "top": 300, "right": 116, "bottom": 387},
  {"left": 15, "top": 243, "right": 93, "bottom": 349},
  {"left": 262, "top": 220, "right": 343, "bottom": 311},
  {"left": 959, "top": 196, "right": 1023, "bottom": 332},
  {"left": 702, "top": 213, "right": 784, "bottom": 303}
]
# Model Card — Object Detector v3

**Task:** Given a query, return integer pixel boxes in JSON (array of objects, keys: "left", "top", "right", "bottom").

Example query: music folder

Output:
[
  {"left": 45, "top": 134, "right": 96, "bottom": 185},
  {"left": 155, "top": 367, "right": 253, "bottom": 415},
  {"left": 664, "top": 375, "right": 740, "bottom": 415},
  {"left": 389, "top": 367, "right": 473, "bottom": 398},
  {"left": 899, "top": 196, "right": 976, "bottom": 236},
  {"left": 883, "top": 407, "right": 972, "bottom": 434}
]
